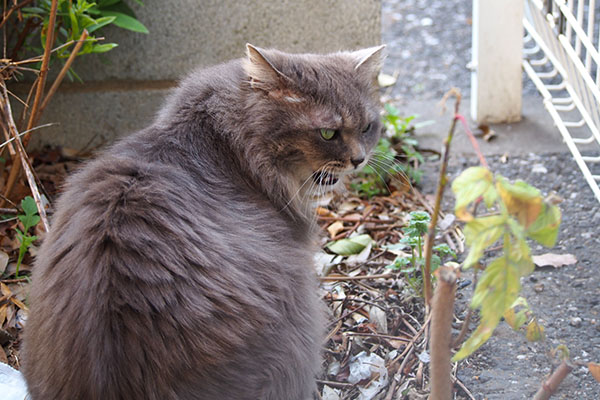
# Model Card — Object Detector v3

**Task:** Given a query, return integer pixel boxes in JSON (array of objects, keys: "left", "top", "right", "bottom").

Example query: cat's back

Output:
[{"left": 23, "top": 130, "right": 322, "bottom": 400}]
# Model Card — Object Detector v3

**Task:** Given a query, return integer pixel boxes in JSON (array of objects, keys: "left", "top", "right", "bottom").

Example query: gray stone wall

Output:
[{"left": 22, "top": 0, "right": 381, "bottom": 150}]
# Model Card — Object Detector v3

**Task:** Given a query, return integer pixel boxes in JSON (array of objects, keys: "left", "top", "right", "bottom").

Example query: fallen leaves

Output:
[
  {"left": 326, "top": 234, "right": 373, "bottom": 256},
  {"left": 588, "top": 362, "right": 600, "bottom": 383},
  {"left": 532, "top": 253, "right": 577, "bottom": 268}
]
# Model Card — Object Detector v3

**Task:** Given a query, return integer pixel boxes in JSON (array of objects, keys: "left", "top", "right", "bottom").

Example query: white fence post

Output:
[{"left": 471, "top": 0, "right": 524, "bottom": 123}]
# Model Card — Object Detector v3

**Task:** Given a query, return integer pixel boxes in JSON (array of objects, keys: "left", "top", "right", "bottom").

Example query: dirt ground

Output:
[{"left": 420, "top": 152, "right": 600, "bottom": 399}]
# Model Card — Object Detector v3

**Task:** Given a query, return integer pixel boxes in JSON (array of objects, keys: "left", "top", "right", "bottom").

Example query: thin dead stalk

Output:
[
  {"left": 2, "top": 0, "right": 57, "bottom": 203},
  {"left": 38, "top": 29, "right": 89, "bottom": 121},
  {"left": 25, "top": 0, "right": 58, "bottom": 136},
  {"left": 0, "top": 83, "right": 50, "bottom": 232},
  {"left": 429, "top": 266, "right": 458, "bottom": 400},
  {"left": 0, "top": 0, "right": 35, "bottom": 30},
  {"left": 532, "top": 360, "right": 574, "bottom": 400},
  {"left": 423, "top": 88, "right": 462, "bottom": 305}
]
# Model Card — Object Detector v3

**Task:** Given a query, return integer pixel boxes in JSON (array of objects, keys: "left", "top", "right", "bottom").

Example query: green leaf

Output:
[
  {"left": 21, "top": 7, "right": 46, "bottom": 15},
  {"left": 462, "top": 215, "right": 506, "bottom": 269},
  {"left": 433, "top": 243, "right": 456, "bottom": 259},
  {"left": 98, "top": 0, "right": 122, "bottom": 6},
  {"left": 90, "top": 43, "right": 119, "bottom": 53},
  {"left": 384, "top": 103, "right": 400, "bottom": 117},
  {"left": 387, "top": 257, "right": 411, "bottom": 270},
  {"left": 452, "top": 167, "right": 496, "bottom": 221},
  {"left": 326, "top": 234, "right": 373, "bottom": 256},
  {"left": 407, "top": 211, "right": 430, "bottom": 236},
  {"left": 86, "top": 15, "right": 117, "bottom": 33},
  {"left": 21, "top": 196, "right": 38, "bottom": 216},
  {"left": 68, "top": 5, "right": 80, "bottom": 39},
  {"left": 100, "top": 11, "right": 148, "bottom": 33}
]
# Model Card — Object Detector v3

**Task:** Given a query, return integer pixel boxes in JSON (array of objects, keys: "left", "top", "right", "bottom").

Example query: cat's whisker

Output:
[
  {"left": 367, "top": 156, "right": 413, "bottom": 192},
  {"left": 365, "top": 160, "right": 395, "bottom": 195},
  {"left": 368, "top": 153, "right": 414, "bottom": 191},
  {"left": 281, "top": 171, "right": 319, "bottom": 214}
]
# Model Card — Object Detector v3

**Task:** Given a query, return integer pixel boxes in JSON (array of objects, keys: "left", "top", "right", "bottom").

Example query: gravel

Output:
[
  {"left": 381, "top": 0, "right": 537, "bottom": 101},
  {"left": 382, "top": 1, "right": 600, "bottom": 398}
]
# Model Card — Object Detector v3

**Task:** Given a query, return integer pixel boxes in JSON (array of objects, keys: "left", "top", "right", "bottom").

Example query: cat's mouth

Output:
[{"left": 312, "top": 170, "right": 339, "bottom": 186}]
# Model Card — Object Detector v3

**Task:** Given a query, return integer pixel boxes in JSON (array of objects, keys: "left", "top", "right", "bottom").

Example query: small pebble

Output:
[
  {"left": 570, "top": 317, "right": 582, "bottom": 328},
  {"left": 421, "top": 17, "right": 433, "bottom": 26}
]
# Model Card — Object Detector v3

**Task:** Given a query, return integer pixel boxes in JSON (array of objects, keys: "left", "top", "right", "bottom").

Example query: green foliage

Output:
[
  {"left": 451, "top": 167, "right": 561, "bottom": 361},
  {"left": 15, "top": 196, "right": 40, "bottom": 278},
  {"left": 326, "top": 234, "right": 373, "bottom": 256},
  {"left": 351, "top": 104, "right": 424, "bottom": 198},
  {"left": 13, "top": 0, "right": 147, "bottom": 80},
  {"left": 386, "top": 211, "right": 456, "bottom": 294}
]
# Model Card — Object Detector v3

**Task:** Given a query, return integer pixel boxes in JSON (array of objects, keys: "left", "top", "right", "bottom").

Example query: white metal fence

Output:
[{"left": 523, "top": 0, "right": 600, "bottom": 202}]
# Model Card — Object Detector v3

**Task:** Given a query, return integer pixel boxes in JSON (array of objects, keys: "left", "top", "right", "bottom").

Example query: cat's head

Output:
[{"left": 241, "top": 44, "right": 385, "bottom": 217}]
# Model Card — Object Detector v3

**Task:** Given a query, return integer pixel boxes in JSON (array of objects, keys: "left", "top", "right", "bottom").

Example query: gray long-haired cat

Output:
[{"left": 22, "top": 43, "right": 384, "bottom": 400}]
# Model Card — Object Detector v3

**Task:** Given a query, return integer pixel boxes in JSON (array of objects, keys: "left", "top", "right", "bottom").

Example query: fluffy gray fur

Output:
[{"left": 23, "top": 44, "right": 384, "bottom": 399}]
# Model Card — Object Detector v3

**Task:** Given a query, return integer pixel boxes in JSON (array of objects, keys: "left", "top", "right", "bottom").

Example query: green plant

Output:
[
  {"left": 14, "top": 196, "right": 40, "bottom": 278},
  {"left": 451, "top": 167, "right": 561, "bottom": 360},
  {"left": 9, "top": 0, "right": 147, "bottom": 80},
  {"left": 386, "top": 211, "right": 456, "bottom": 293},
  {"left": 351, "top": 104, "right": 424, "bottom": 198}
]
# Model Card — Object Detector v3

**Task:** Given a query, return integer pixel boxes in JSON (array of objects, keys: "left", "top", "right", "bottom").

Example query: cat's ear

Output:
[
  {"left": 350, "top": 45, "right": 386, "bottom": 75},
  {"left": 244, "top": 44, "right": 292, "bottom": 91}
]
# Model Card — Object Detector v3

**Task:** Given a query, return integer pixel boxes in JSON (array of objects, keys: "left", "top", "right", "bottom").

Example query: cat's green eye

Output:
[
  {"left": 362, "top": 123, "right": 372, "bottom": 133},
  {"left": 320, "top": 128, "right": 336, "bottom": 140}
]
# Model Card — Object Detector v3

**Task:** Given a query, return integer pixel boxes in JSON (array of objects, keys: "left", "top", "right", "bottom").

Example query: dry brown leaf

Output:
[
  {"left": 0, "top": 251, "right": 8, "bottom": 275},
  {"left": 9, "top": 297, "right": 28, "bottom": 311},
  {"left": 0, "top": 283, "right": 11, "bottom": 297},
  {"left": 327, "top": 221, "right": 345, "bottom": 238},
  {"left": 368, "top": 306, "right": 388, "bottom": 334},
  {"left": 316, "top": 207, "right": 333, "bottom": 217},
  {"left": 0, "top": 303, "right": 7, "bottom": 326},
  {"left": 342, "top": 213, "right": 362, "bottom": 222},
  {"left": 589, "top": 362, "right": 600, "bottom": 382},
  {"left": 532, "top": 253, "right": 577, "bottom": 268}
]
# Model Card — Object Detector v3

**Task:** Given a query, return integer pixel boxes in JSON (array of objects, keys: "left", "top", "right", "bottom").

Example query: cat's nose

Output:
[{"left": 351, "top": 157, "right": 365, "bottom": 168}]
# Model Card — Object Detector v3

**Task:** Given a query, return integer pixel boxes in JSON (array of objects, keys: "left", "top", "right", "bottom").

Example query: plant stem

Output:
[
  {"left": 429, "top": 265, "right": 457, "bottom": 400},
  {"left": 423, "top": 88, "right": 461, "bottom": 306},
  {"left": 38, "top": 29, "right": 89, "bottom": 119},
  {"left": 532, "top": 360, "right": 573, "bottom": 400}
]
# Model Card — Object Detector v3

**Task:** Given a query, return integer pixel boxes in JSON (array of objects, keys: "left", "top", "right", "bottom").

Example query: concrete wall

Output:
[{"left": 21, "top": 0, "right": 381, "bottom": 150}]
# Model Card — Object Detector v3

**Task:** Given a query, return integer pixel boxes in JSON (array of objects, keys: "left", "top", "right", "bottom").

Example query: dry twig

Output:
[
  {"left": 0, "top": 82, "right": 50, "bottom": 231},
  {"left": 3, "top": 0, "right": 57, "bottom": 202}
]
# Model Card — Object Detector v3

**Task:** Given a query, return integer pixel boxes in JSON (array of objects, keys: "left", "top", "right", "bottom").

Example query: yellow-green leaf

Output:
[
  {"left": 462, "top": 215, "right": 506, "bottom": 269},
  {"left": 453, "top": 313, "right": 500, "bottom": 361},
  {"left": 526, "top": 319, "right": 545, "bottom": 342},
  {"left": 452, "top": 167, "right": 496, "bottom": 221},
  {"left": 454, "top": 257, "right": 521, "bottom": 360},
  {"left": 496, "top": 177, "right": 543, "bottom": 228},
  {"left": 527, "top": 202, "right": 561, "bottom": 247}
]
